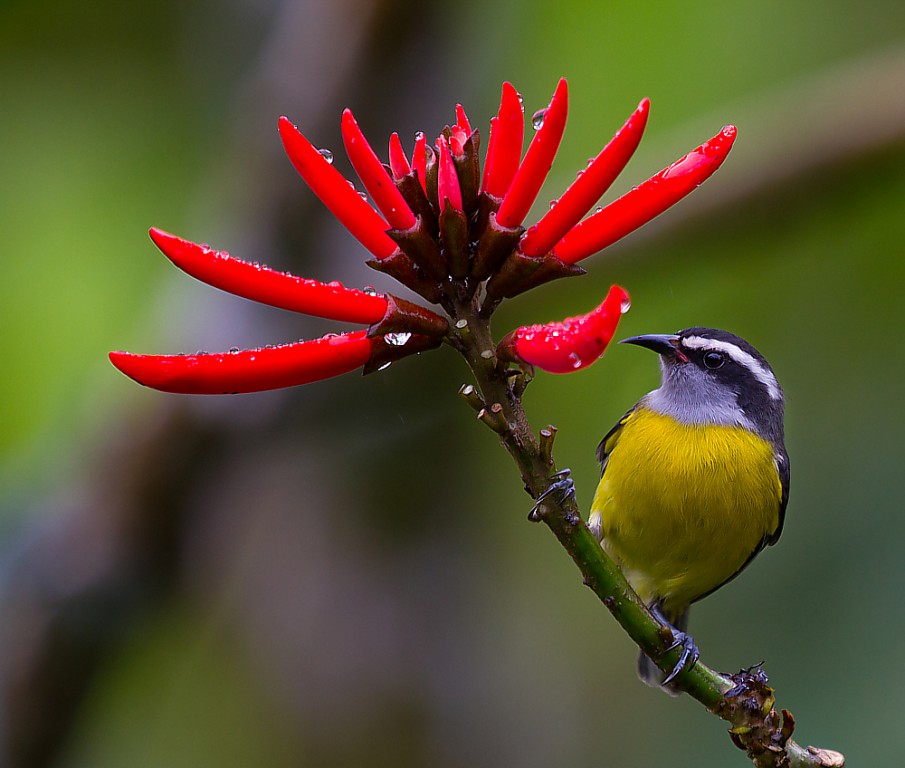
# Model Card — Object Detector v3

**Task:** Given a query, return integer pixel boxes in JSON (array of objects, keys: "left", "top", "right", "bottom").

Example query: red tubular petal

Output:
[
  {"left": 450, "top": 104, "right": 471, "bottom": 156},
  {"left": 455, "top": 104, "right": 472, "bottom": 135},
  {"left": 437, "top": 136, "right": 463, "bottom": 212},
  {"left": 341, "top": 109, "right": 417, "bottom": 231},
  {"left": 509, "top": 285, "right": 630, "bottom": 373},
  {"left": 449, "top": 132, "right": 465, "bottom": 158},
  {"left": 520, "top": 98, "right": 650, "bottom": 257},
  {"left": 109, "top": 331, "right": 373, "bottom": 395},
  {"left": 481, "top": 82, "right": 524, "bottom": 198},
  {"left": 495, "top": 78, "right": 569, "bottom": 228},
  {"left": 148, "top": 228, "right": 388, "bottom": 324},
  {"left": 278, "top": 116, "right": 397, "bottom": 260},
  {"left": 412, "top": 132, "right": 428, "bottom": 194},
  {"left": 553, "top": 125, "right": 737, "bottom": 264},
  {"left": 388, "top": 132, "right": 412, "bottom": 179}
]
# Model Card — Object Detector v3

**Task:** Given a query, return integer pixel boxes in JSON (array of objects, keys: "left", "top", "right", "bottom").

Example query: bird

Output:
[{"left": 587, "top": 327, "right": 789, "bottom": 691}]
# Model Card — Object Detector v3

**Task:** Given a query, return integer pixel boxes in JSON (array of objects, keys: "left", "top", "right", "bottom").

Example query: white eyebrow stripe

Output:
[{"left": 681, "top": 336, "right": 782, "bottom": 400}]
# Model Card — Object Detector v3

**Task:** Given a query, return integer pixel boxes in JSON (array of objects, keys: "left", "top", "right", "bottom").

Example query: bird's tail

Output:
[{"left": 637, "top": 606, "right": 689, "bottom": 697}]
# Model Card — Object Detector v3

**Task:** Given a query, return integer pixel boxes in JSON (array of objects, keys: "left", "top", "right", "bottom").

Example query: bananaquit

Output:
[{"left": 588, "top": 327, "right": 789, "bottom": 690}]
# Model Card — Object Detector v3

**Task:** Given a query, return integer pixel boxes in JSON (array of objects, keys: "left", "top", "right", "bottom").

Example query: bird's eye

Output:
[{"left": 703, "top": 351, "right": 725, "bottom": 370}]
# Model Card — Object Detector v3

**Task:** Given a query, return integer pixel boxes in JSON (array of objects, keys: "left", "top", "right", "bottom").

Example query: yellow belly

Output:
[{"left": 590, "top": 408, "right": 781, "bottom": 612}]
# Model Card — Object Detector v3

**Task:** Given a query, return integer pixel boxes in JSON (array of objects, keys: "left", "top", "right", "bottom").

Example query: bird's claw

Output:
[
  {"left": 528, "top": 469, "right": 575, "bottom": 522},
  {"left": 661, "top": 630, "right": 700, "bottom": 685}
]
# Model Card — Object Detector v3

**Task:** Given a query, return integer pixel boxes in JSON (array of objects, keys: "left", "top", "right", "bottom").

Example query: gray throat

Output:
[{"left": 643, "top": 363, "right": 756, "bottom": 432}]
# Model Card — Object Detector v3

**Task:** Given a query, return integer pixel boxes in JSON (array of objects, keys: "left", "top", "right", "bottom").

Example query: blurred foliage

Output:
[{"left": 2, "top": 0, "right": 904, "bottom": 766}]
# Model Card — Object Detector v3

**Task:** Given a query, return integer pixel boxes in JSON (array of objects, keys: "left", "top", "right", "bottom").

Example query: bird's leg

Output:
[
  {"left": 528, "top": 469, "right": 575, "bottom": 522},
  {"left": 650, "top": 602, "right": 700, "bottom": 684}
]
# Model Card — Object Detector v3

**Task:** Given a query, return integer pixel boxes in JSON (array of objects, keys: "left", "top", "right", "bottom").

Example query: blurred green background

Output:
[{"left": 2, "top": 0, "right": 904, "bottom": 766}]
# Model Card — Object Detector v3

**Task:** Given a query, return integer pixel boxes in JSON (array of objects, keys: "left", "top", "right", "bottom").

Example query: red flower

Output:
[
  {"left": 494, "top": 78, "right": 569, "bottom": 230},
  {"left": 109, "top": 334, "right": 374, "bottom": 395},
  {"left": 110, "top": 79, "right": 736, "bottom": 393},
  {"left": 341, "top": 109, "right": 417, "bottom": 231},
  {"left": 110, "top": 230, "right": 447, "bottom": 393},
  {"left": 497, "top": 285, "right": 630, "bottom": 373},
  {"left": 144, "top": 228, "right": 387, "bottom": 323}
]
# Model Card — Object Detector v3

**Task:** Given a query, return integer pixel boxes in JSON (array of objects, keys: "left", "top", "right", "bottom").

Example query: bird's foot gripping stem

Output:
[
  {"left": 662, "top": 630, "right": 700, "bottom": 685},
  {"left": 650, "top": 603, "right": 700, "bottom": 685},
  {"left": 528, "top": 469, "right": 575, "bottom": 522}
]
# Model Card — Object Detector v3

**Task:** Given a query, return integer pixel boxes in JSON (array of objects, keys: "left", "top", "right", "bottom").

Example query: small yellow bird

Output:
[{"left": 588, "top": 327, "right": 788, "bottom": 690}]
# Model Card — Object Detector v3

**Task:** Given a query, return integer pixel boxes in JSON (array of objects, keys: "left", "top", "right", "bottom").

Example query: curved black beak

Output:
[{"left": 619, "top": 334, "right": 686, "bottom": 361}]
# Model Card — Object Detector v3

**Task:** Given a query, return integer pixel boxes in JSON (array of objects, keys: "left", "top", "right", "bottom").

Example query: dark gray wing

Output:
[
  {"left": 767, "top": 447, "right": 790, "bottom": 546},
  {"left": 596, "top": 406, "right": 637, "bottom": 475}
]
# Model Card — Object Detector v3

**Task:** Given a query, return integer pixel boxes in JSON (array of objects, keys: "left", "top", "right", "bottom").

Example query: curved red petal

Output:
[
  {"left": 278, "top": 116, "right": 397, "bottom": 259},
  {"left": 553, "top": 125, "right": 737, "bottom": 264},
  {"left": 481, "top": 82, "right": 524, "bottom": 198},
  {"left": 341, "top": 109, "right": 417, "bottom": 230},
  {"left": 512, "top": 285, "right": 629, "bottom": 373},
  {"left": 449, "top": 132, "right": 465, "bottom": 158},
  {"left": 412, "top": 132, "right": 428, "bottom": 194},
  {"left": 149, "top": 228, "right": 387, "bottom": 324},
  {"left": 388, "top": 132, "right": 412, "bottom": 179},
  {"left": 520, "top": 98, "right": 649, "bottom": 257},
  {"left": 495, "top": 78, "right": 569, "bottom": 228},
  {"left": 454, "top": 104, "right": 472, "bottom": 135},
  {"left": 437, "top": 136, "right": 463, "bottom": 212},
  {"left": 109, "top": 331, "right": 373, "bottom": 395}
]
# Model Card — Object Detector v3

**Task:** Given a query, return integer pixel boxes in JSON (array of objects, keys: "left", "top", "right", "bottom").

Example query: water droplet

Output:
[
  {"left": 362, "top": 285, "right": 378, "bottom": 295},
  {"left": 317, "top": 148, "right": 334, "bottom": 164},
  {"left": 549, "top": 198, "right": 558, "bottom": 209},
  {"left": 595, "top": 206, "right": 603, "bottom": 214},
  {"left": 516, "top": 93, "right": 524, "bottom": 105},
  {"left": 532, "top": 108, "right": 547, "bottom": 130},
  {"left": 568, "top": 352, "right": 583, "bottom": 369},
  {"left": 620, "top": 298, "right": 631, "bottom": 314},
  {"left": 414, "top": 131, "right": 425, "bottom": 142},
  {"left": 358, "top": 191, "right": 368, "bottom": 201},
  {"left": 229, "top": 347, "right": 240, "bottom": 354},
  {"left": 385, "top": 332, "right": 412, "bottom": 347},
  {"left": 455, "top": 319, "right": 468, "bottom": 329}
]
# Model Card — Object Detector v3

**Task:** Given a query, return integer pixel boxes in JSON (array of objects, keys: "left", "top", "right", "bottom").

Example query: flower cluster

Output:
[{"left": 110, "top": 79, "right": 735, "bottom": 394}]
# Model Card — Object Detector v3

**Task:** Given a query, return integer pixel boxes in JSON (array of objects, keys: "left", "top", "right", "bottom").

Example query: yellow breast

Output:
[{"left": 590, "top": 408, "right": 781, "bottom": 612}]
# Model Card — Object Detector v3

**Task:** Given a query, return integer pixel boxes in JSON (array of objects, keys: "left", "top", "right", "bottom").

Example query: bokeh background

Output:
[{"left": 2, "top": 0, "right": 904, "bottom": 766}]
